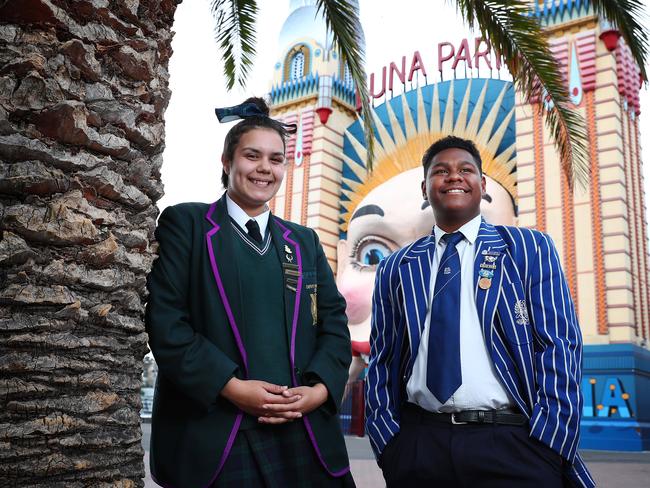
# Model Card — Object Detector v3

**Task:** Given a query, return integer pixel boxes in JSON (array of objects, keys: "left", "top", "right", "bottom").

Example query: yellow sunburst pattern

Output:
[{"left": 340, "top": 79, "right": 517, "bottom": 234}]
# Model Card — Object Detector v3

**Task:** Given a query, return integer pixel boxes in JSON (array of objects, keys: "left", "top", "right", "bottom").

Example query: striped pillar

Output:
[
  {"left": 632, "top": 117, "right": 650, "bottom": 341},
  {"left": 532, "top": 104, "right": 546, "bottom": 232},
  {"left": 561, "top": 169, "right": 578, "bottom": 310},
  {"left": 585, "top": 91, "right": 608, "bottom": 335}
]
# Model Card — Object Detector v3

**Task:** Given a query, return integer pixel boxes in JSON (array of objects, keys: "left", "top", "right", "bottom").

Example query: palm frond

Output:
[
  {"left": 315, "top": 0, "right": 375, "bottom": 171},
  {"left": 590, "top": 0, "right": 648, "bottom": 81},
  {"left": 210, "top": 0, "right": 258, "bottom": 90},
  {"left": 456, "top": 0, "right": 588, "bottom": 187}
]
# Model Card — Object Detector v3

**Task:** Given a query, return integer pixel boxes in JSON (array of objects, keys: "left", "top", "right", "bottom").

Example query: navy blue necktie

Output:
[
  {"left": 426, "top": 231, "right": 464, "bottom": 403},
  {"left": 245, "top": 219, "right": 263, "bottom": 243}
]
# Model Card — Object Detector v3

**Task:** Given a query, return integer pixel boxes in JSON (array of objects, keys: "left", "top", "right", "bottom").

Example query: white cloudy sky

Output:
[{"left": 161, "top": 0, "right": 649, "bottom": 226}]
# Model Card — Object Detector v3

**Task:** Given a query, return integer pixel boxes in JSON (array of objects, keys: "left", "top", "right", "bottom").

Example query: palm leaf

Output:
[
  {"left": 590, "top": 0, "right": 648, "bottom": 81},
  {"left": 210, "top": 0, "right": 259, "bottom": 90},
  {"left": 456, "top": 0, "right": 588, "bottom": 186},
  {"left": 315, "top": 0, "right": 375, "bottom": 171}
]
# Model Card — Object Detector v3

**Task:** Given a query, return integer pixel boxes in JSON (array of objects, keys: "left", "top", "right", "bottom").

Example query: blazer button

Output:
[{"left": 294, "top": 367, "right": 302, "bottom": 376}]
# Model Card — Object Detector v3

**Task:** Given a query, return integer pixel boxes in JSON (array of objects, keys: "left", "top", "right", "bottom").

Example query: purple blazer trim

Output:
[
  {"left": 274, "top": 221, "right": 302, "bottom": 385},
  {"left": 150, "top": 413, "right": 244, "bottom": 488},
  {"left": 202, "top": 202, "right": 248, "bottom": 485},
  {"left": 205, "top": 412, "right": 243, "bottom": 487},
  {"left": 205, "top": 203, "right": 249, "bottom": 375},
  {"left": 274, "top": 220, "right": 351, "bottom": 478},
  {"left": 302, "top": 417, "right": 351, "bottom": 477}
]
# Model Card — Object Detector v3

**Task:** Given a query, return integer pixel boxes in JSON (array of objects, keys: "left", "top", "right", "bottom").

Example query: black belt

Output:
[{"left": 403, "top": 403, "right": 528, "bottom": 426}]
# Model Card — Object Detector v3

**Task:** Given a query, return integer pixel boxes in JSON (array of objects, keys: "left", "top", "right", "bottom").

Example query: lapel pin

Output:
[
  {"left": 478, "top": 267, "right": 494, "bottom": 290},
  {"left": 482, "top": 250, "right": 501, "bottom": 256},
  {"left": 284, "top": 244, "right": 294, "bottom": 262},
  {"left": 479, "top": 269, "right": 494, "bottom": 279},
  {"left": 478, "top": 277, "right": 492, "bottom": 290}
]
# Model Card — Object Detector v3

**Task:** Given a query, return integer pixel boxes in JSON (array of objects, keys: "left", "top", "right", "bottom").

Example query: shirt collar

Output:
[
  {"left": 433, "top": 214, "right": 482, "bottom": 246},
  {"left": 225, "top": 193, "right": 270, "bottom": 238}
]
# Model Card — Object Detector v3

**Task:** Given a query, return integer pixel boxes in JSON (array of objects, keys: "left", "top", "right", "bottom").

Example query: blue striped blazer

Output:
[{"left": 365, "top": 221, "right": 594, "bottom": 487}]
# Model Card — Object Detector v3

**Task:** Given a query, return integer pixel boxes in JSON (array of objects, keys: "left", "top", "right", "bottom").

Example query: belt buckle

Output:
[{"left": 450, "top": 413, "right": 468, "bottom": 425}]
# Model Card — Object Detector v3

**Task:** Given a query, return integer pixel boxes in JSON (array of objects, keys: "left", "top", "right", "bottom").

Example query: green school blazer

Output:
[{"left": 145, "top": 194, "right": 352, "bottom": 488}]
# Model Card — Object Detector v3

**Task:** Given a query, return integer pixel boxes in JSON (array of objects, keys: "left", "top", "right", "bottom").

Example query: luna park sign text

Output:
[{"left": 369, "top": 38, "right": 504, "bottom": 99}]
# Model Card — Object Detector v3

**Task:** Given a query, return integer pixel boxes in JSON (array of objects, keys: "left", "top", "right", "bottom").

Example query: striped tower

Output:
[
  {"left": 517, "top": 2, "right": 649, "bottom": 348},
  {"left": 516, "top": 1, "right": 650, "bottom": 450},
  {"left": 269, "top": 0, "right": 361, "bottom": 268}
]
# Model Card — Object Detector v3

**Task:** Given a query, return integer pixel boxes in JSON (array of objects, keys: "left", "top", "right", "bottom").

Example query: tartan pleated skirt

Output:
[{"left": 212, "top": 421, "right": 355, "bottom": 488}]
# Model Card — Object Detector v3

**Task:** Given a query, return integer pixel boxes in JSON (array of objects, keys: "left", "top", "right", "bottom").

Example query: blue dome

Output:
[
  {"left": 279, "top": 0, "right": 364, "bottom": 54},
  {"left": 279, "top": 4, "right": 331, "bottom": 51}
]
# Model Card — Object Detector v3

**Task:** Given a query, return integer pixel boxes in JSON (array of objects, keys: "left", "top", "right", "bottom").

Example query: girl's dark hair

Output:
[{"left": 221, "top": 97, "right": 293, "bottom": 188}]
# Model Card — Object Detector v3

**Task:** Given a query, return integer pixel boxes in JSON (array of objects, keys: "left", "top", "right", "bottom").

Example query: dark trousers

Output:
[{"left": 380, "top": 405, "right": 564, "bottom": 488}]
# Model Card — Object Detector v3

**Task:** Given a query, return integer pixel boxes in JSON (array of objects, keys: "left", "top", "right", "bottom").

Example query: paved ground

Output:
[{"left": 141, "top": 423, "right": 650, "bottom": 487}]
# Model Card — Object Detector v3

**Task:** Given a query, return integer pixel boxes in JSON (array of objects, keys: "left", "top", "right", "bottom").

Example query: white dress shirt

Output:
[
  {"left": 225, "top": 193, "right": 270, "bottom": 238},
  {"left": 406, "top": 214, "right": 513, "bottom": 412}
]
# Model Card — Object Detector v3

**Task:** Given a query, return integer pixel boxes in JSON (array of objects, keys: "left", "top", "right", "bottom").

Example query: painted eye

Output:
[{"left": 357, "top": 240, "right": 391, "bottom": 266}]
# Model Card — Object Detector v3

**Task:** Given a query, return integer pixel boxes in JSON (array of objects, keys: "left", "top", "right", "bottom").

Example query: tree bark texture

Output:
[{"left": 0, "top": 1, "right": 179, "bottom": 486}]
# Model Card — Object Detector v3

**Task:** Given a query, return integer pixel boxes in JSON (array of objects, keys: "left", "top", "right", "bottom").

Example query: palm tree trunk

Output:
[{"left": 0, "top": 1, "right": 179, "bottom": 485}]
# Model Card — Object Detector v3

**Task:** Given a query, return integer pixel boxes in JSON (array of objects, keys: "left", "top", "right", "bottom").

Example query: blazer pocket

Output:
[{"left": 498, "top": 281, "right": 533, "bottom": 345}]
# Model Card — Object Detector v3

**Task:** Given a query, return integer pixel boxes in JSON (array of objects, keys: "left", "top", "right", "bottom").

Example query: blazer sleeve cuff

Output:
[
  {"left": 566, "top": 453, "right": 596, "bottom": 488},
  {"left": 303, "top": 371, "right": 337, "bottom": 416},
  {"left": 366, "top": 409, "right": 401, "bottom": 458},
  {"left": 529, "top": 403, "right": 578, "bottom": 463}
]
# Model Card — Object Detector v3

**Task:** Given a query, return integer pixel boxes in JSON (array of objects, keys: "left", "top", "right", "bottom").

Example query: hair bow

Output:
[{"left": 214, "top": 102, "right": 267, "bottom": 123}]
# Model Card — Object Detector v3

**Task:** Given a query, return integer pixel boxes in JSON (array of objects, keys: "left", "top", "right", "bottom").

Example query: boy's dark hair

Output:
[
  {"left": 221, "top": 97, "right": 292, "bottom": 188},
  {"left": 422, "top": 135, "right": 483, "bottom": 177}
]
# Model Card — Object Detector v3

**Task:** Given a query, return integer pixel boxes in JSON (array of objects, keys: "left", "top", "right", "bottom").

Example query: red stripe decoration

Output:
[
  {"left": 283, "top": 110, "right": 315, "bottom": 161},
  {"left": 549, "top": 38, "right": 569, "bottom": 85},
  {"left": 530, "top": 37, "right": 568, "bottom": 104},
  {"left": 282, "top": 113, "right": 298, "bottom": 162},
  {"left": 616, "top": 42, "right": 642, "bottom": 114},
  {"left": 530, "top": 33, "right": 597, "bottom": 103},
  {"left": 575, "top": 30, "right": 596, "bottom": 92}
]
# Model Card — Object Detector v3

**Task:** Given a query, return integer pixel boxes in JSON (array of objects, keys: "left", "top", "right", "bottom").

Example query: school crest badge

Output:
[{"left": 514, "top": 299, "right": 530, "bottom": 325}]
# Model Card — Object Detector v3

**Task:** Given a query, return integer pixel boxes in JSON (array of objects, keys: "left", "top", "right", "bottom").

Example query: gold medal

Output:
[{"left": 478, "top": 277, "right": 492, "bottom": 289}]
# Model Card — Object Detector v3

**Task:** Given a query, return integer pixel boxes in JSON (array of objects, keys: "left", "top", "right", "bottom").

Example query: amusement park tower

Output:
[
  {"left": 515, "top": 1, "right": 650, "bottom": 450},
  {"left": 268, "top": 0, "right": 360, "bottom": 266}
]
